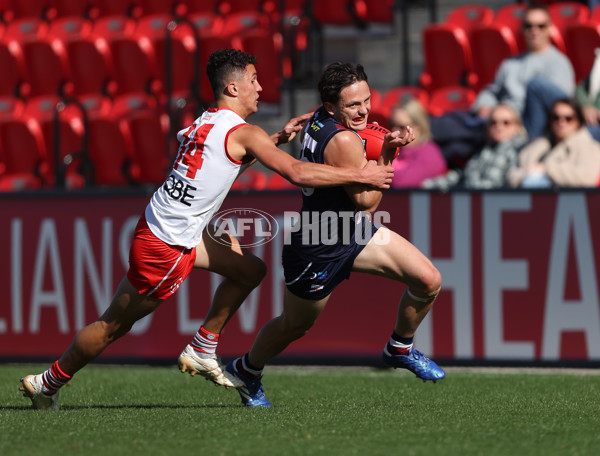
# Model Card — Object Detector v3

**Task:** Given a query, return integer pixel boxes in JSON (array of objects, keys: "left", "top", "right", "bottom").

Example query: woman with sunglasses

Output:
[
  {"left": 424, "top": 104, "right": 528, "bottom": 190},
  {"left": 507, "top": 98, "right": 600, "bottom": 188}
]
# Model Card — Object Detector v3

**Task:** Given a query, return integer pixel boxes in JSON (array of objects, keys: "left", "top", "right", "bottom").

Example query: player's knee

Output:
[
  {"left": 414, "top": 264, "right": 442, "bottom": 298},
  {"left": 239, "top": 257, "right": 267, "bottom": 288}
]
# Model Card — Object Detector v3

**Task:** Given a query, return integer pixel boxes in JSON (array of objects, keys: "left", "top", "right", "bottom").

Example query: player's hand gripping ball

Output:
[{"left": 357, "top": 124, "right": 399, "bottom": 160}]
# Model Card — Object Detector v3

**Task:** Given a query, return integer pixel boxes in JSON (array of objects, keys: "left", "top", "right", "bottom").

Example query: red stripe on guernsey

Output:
[
  {"left": 225, "top": 124, "right": 251, "bottom": 165},
  {"left": 185, "top": 123, "right": 213, "bottom": 178},
  {"left": 173, "top": 125, "right": 194, "bottom": 171},
  {"left": 172, "top": 124, "right": 215, "bottom": 178}
]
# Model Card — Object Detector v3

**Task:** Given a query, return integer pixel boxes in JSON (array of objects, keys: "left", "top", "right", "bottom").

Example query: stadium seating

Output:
[
  {"left": 238, "top": 29, "right": 284, "bottom": 104},
  {"left": 494, "top": 2, "right": 528, "bottom": 51},
  {"left": 564, "top": 20, "right": 600, "bottom": 83},
  {"left": 0, "top": 112, "right": 49, "bottom": 189},
  {"left": 427, "top": 86, "right": 476, "bottom": 116},
  {"left": 266, "top": 171, "right": 296, "bottom": 190},
  {"left": 379, "top": 86, "right": 429, "bottom": 118},
  {"left": 179, "top": 0, "right": 221, "bottom": 15},
  {"left": 360, "top": 0, "right": 396, "bottom": 25},
  {"left": 135, "top": 14, "right": 197, "bottom": 99},
  {"left": 310, "top": 0, "right": 366, "bottom": 26},
  {"left": 548, "top": 1, "right": 590, "bottom": 37},
  {"left": 23, "top": 95, "right": 87, "bottom": 188},
  {"left": 445, "top": 3, "right": 494, "bottom": 37},
  {"left": 420, "top": 22, "right": 476, "bottom": 91},
  {"left": 0, "top": 95, "right": 24, "bottom": 121},
  {"left": 0, "top": 39, "right": 27, "bottom": 97},
  {"left": 470, "top": 23, "right": 520, "bottom": 91},
  {"left": 232, "top": 167, "right": 268, "bottom": 191},
  {"left": 122, "top": 106, "right": 173, "bottom": 185}
]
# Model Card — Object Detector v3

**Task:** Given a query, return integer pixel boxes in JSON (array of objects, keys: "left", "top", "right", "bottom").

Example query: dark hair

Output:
[
  {"left": 547, "top": 98, "right": 584, "bottom": 142},
  {"left": 525, "top": 3, "right": 550, "bottom": 16},
  {"left": 206, "top": 49, "right": 257, "bottom": 99},
  {"left": 317, "top": 62, "right": 369, "bottom": 104}
]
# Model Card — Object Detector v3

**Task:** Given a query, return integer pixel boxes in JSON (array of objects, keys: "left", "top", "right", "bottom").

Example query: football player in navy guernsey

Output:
[
  {"left": 226, "top": 62, "right": 445, "bottom": 407},
  {"left": 19, "top": 50, "right": 396, "bottom": 410}
]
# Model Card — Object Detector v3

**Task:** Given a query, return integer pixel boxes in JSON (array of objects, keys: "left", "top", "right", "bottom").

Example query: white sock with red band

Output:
[
  {"left": 190, "top": 326, "right": 219, "bottom": 358},
  {"left": 41, "top": 361, "right": 71, "bottom": 396}
]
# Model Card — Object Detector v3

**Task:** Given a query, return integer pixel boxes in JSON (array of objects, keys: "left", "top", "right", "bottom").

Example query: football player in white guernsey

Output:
[{"left": 19, "top": 49, "right": 396, "bottom": 409}]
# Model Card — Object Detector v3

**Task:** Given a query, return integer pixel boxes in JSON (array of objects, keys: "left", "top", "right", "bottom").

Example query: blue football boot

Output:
[
  {"left": 225, "top": 360, "right": 272, "bottom": 407},
  {"left": 382, "top": 346, "right": 445, "bottom": 382}
]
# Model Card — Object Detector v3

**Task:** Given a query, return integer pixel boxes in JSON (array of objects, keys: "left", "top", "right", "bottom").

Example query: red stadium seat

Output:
[
  {"left": 121, "top": 106, "right": 172, "bottom": 185},
  {"left": 179, "top": 0, "right": 221, "bottom": 15},
  {"left": 0, "top": 114, "right": 49, "bottom": 189},
  {"left": 565, "top": 20, "right": 600, "bottom": 83},
  {"left": 420, "top": 23, "right": 476, "bottom": 91},
  {"left": 494, "top": 3, "right": 528, "bottom": 52},
  {"left": 138, "top": 0, "right": 183, "bottom": 17},
  {"left": 0, "top": 40, "right": 27, "bottom": 97},
  {"left": 237, "top": 29, "right": 284, "bottom": 104},
  {"left": 4, "top": 17, "right": 49, "bottom": 42},
  {"left": 23, "top": 95, "right": 87, "bottom": 188},
  {"left": 361, "top": 0, "right": 395, "bottom": 24},
  {"left": 549, "top": 1, "right": 590, "bottom": 37},
  {"left": 85, "top": 115, "right": 139, "bottom": 186},
  {"left": 188, "top": 11, "right": 225, "bottom": 37},
  {"left": 0, "top": 95, "right": 24, "bottom": 121},
  {"left": 63, "top": 34, "right": 116, "bottom": 98},
  {"left": 592, "top": 5, "right": 600, "bottom": 23},
  {"left": 52, "top": 0, "right": 94, "bottom": 19},
  {"left": 311, "top": 0, "right": 366, "bottom": 26},
  {"left": 107, "top": 32, "right": 162, "bottom": 96},
  {"left": 266, "top": 171, "right": 296, "bottom": 190},
  {"left": 380, "top": 86, "right": 429, "bottom": 118},
  {"left": 470, "top": 24, "right": 520, "bottom": 91},
  {"left": 232, "top": 168, "right": 268, "bottom": 191},
  {"left": 2, "top": 0, "right": 49, "bottom": 20},
  {"left": 220, "top": 11, "right": 273, "bottom": 38},
  {"left": 88, "top": 0, "right": 142, "bottom": 19},
  {"left": 427, "top": 86, "right": 476, "bottom": 116},
  {"left": 91, "top": 14, "right": 137, "bottom": 39},
  {"left": 445, "top": 4, "right": 494, "bottom": 37},
  {"left": 20, "top": 36, "right": 72, "bottom": 97},
  {"left": 196, "top": 35, "right": 234, "bottom": 104},
  {"left": 135, "top": 14, "right": 197, "bottom": 100}
]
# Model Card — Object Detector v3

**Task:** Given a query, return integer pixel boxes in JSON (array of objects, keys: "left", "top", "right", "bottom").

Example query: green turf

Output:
[{"left": 1, "top": 365, "right": 599, "bottom": 456}]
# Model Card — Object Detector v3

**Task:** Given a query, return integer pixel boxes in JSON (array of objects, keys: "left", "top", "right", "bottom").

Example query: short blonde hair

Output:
[{"left": 390, "top": 99, "right": 432, "bottom": 142}]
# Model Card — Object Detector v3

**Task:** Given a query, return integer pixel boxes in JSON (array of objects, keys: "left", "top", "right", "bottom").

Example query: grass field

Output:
[{"left": 1, "top": 364, "right": 599, "bottom": 456}]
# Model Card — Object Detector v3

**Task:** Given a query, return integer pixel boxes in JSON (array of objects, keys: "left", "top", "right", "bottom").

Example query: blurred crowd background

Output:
[{"left": 1, "top": 0, "right": 599, "bottom": 192}]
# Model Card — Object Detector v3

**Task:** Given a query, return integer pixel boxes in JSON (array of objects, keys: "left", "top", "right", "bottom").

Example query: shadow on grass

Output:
[{"left": 2, "top": 404, "right": 242, "bottom": 411}]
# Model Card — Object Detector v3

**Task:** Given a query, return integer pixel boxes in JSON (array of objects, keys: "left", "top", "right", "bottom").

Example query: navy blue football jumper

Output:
[{"left": 282, "top": 106, "right": 379, "bottom": 299}]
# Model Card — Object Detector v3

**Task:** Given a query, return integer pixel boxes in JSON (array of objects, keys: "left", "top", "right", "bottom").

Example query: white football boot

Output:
[
  {"left": 20, "top": 374, "right": 60, "bottom": 410},
  {"left": 178, "top": 345, "right": 243, "bottom": 389}
]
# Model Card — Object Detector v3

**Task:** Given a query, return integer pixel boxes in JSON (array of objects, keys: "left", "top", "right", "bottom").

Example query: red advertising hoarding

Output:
[{"left": 1, "top": 190, "right": 599, "bottom": 363}]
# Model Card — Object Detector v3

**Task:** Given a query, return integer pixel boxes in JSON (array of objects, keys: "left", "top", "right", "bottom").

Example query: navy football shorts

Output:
[{"left": 282, "top": 215, "right": 379, "bottom": 300}]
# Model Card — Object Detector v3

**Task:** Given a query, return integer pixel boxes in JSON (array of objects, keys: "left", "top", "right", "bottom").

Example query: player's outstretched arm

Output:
[
  {"left": 231, "top": 124, "right": 393, "bottom": 189},
  {"left": 270, "top": 112, "right": 314, "bottom": 146}
]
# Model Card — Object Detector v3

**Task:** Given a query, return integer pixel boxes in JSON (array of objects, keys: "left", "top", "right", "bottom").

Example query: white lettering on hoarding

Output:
[
  {"left": 410, "top": 193, "right": 474, "bottom": 357},
  {"left": 483, "top": 194, "right": 533, "bottom": 359},
  {"left": 30, "top": 219, "right": 69, "bottom": 333},
  {"left": 8, "top": 219, "right": 22, "bottom": 333},
  {"left": 74, "top": 218, "right": 113, "bottom": 330},
  {"left": 542, "top": 194, "right": 600, "bottom": 359}
]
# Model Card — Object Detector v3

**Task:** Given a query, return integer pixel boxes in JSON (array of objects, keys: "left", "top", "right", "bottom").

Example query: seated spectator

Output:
[
  {"left": 507, "top": 98, "right": 600, "bottom": 188},
  {"left": 472, "top": 3, "right": 575, "bottom": 138},
  {"left": 430, "top": 4, "right": 574, "bottom": 169},
  {"left": 388, "top": 99, "right": 447, "bottom": 188},
  {"left": 575, "top": 49, "right": 600, "bottom": 143},
  {"left": 423, "top": 104, "right": 528, "bottom": 190}
]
